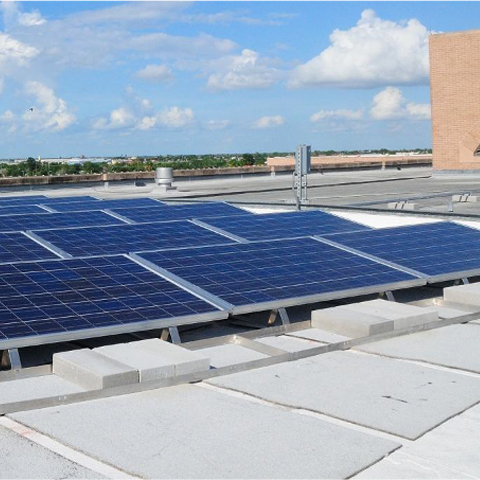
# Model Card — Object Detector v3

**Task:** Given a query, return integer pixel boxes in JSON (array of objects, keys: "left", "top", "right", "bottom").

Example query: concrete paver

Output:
[
  {"left": 0, "top": 375, "right": 84, "bottom": 406},
  {"left": 0, "top": 424, "right": 102, "bottom": 479},
  {"left": 197, "top": 344, "right": 268, "bottom": 368},
  {"left": 255, "top": 335, "right": 319, "bottom": 352},
  {"left": 208, "top": 351, "right": 480, "bottom": 439},
  {"left": 356, "top": 324, "right": 480, "bottom": 373},
  {"left": 11, "top": 384, "right": 400, "bottom": 479},
  {"left": 289, "top": 328, "right": 351, "bottom": 343}
]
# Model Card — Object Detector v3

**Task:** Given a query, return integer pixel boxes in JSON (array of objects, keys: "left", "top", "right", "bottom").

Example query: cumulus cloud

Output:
[
  {"left": 157, "top": 106, "right": 195, "bottom": 128},
  {"left": 0, "top": 1, "right": 46, "bottom": 29},
  {"left": 135, "top": 64, "right": 174, "bottom": 83},
  {"left": 93, "top": 107, "right": 136, "bottom": 130},
  {"left": 290, "top": 9, "right": 430, "bottom": 88},
  {"left": 0, "top": 32, "right": 38, "bottom": 69},
  {"left": 370, "top": 87, "right": 431, "bottom": 120},
  {"left": 207, "top": 49, "right": 281, "bottom": 91},
  {"left": 23, "top": 81, "right": 76, "bottom": 131},
  {"left": 310, "top": 109, "right": 363, "bottom": 122},
  {"left": 252, "top": 115, "right": 285, "bottom": 129}
]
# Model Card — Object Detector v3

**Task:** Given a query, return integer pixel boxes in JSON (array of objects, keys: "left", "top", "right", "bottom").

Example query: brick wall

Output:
[{"left": 430, "top": 30, "right": 480, "bottom": 170}]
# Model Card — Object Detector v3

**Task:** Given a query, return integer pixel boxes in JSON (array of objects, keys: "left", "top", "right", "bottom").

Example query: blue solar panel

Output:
[
  {"left": 0, "top": 195, "right": 48, "bottom": 206},
  {"left": 200, "top": 210, "right": 371, "bottom": 241},
  {"left": 47, "top": 197, "right": 163, "bottom": 212},
  {"left": 31, "top": 221, "right": 234, "bottom": 257},
  {"left": 136, "top": 238, "right": 422, "bottom": 314},
  {"left": 322, "top": 222, "right": 480, "bottom": 281},
  {"left": 110, "top": 202, "right": 251, "bottom": 223},
  {"left": 0, "top": 255, "right": 224, "bottom": 349},
  {"left": 0, "top": 205, "right": 48, "bottom": 216},
  {"left": 0, "top": 211, "right": 125, "bottom": 233},
  {"left": 0, "top": 232, "right": 59, "bottom": 264}
]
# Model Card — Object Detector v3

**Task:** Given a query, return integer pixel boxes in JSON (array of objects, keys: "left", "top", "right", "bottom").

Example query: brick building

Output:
[{"left": 430, "top": 29, "right": 480, "bottom": 171}]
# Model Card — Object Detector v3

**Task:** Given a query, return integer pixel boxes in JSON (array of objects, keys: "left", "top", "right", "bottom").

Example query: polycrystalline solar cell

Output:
[
  {"left": 201, "top": 210, "right": 371, "bottom": 241},
  {"left": 0, "top": 232, "right": 59, "bottom": 264},
  {"left": 323, "top": 222, "right": 480, "bottom": 280},
  {"left": 0, "top": 205, "right": 48, "bottom": 216},
  {"left": 48, "top": 197, "right": 163, "bottom": 213},
  {"left": 0, "top": 195, "right": 48, "bottom": 207},
  {"left": 110, "top": 202, "right": 251, "bottom": 223},
  {"left": 0, "top": 255, "right": 221, "bottom": 345},
  {"left": 137, "top": 237, "right": 417, "bottom": 311},
  {"left": 0, "top": 211, "right": 125, "bottom": 233},
  {"left": 32, "top": 221, "right": 234, "bottom": 257}
]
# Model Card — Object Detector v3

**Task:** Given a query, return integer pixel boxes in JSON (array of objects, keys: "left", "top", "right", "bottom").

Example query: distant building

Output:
[{"left": 430, "top": 29, "right": 480, "bottom": 171}]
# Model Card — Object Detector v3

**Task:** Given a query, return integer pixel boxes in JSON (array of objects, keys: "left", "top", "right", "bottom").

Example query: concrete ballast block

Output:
[
  {"left": 94, "top": 344, "right": 175, "bottom": 383},
  {"left": 312, "top": 306, "right": 394, "bottom": 338},
  {"left": 347, "top": 299, "right": 438, "bottom": 330},
  {"left": 53, "top": 349, "right": 139, "bottom": 390},
  {"left": 128, "top": 339, "right": 210, "bottom": 376},
  {"left": 444, "top": 283, "right": 480, "bottom": 307}
]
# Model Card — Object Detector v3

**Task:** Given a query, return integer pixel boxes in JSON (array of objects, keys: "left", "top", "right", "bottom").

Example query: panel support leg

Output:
[
  {"left": 379, "top": 290, "right": 396, "bottom": 302},
  {"left": 267, "top": 308, "right": 290, "bottom": 326},
  {"left": 0, "top": 349, "right": 22, "bottom": 370},
  {"left": 462, "top": 278, "right": 470, "bottom": 285},
  {"left": 160, "top": 327, "right": 181, "bottom": 345}
]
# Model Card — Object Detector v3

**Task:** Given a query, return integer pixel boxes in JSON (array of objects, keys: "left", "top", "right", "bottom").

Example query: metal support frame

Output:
[
  {"left": 293, "top": 144, "right": 311, "bottom": 211},
  {"left": 161, "top": 327, "right": 181, "bottom": 344},
  {"left": 267, "top": 307, "right": 290, "bottom": 326},
  {"left": 379, "top": 290, "right": 396, "bottom": 302},
  {"left": 0, "top": 349, "right": 22, "bottom": 370}
]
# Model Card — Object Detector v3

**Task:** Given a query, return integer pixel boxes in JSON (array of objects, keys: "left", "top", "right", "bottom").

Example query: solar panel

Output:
[
  {"left": 0, "top": 232, "right": 59, "bottom": 264},
  {"left": 321, "top": 222, "right": 480, "bottom": 282},
  {"left": 47, "top": 197, "right": 164, "bottom": 212},
  {"left": 199, "top": 210, "right": 371, "bottom": 241},
  {"left": 0, "top": 195, "right": 49, "bottom": 207},
  {"left": 30, "top": 221, "right": 235, "bottom": 258},
  {"left": 0, "top": 205, "right": 49, "bottom": 216},
  {"left": 0, "top": 211, "right": 126, "bottom": 233},
  {"left": 110, "top": 202, "right": 251, "bottom": 223},
  {"left": 0, "top": 255, "right": 226, "bottom": 350},
  {"left": 134, "top": 237, "right": 423, "bottom": 315}
]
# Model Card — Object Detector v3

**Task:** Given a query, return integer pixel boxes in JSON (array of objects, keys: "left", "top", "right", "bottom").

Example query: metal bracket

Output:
[
  {"left": 161, "top": 327, "right": 181, "bottom": 345},
  {"left": 379, "top": 290, "right": 396, "bottom": 302},
  {"left": 267, "top": 307, "right": 291, "bottom": 326},
  {"left": 462, "top": 277, "right": 470, "bottom": 285},
  {"left": 0, "top": 349, "right": 22, "bottom": 370}
]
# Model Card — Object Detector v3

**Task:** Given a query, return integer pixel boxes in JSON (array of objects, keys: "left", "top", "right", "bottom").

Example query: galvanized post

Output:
[{"left": 293, "top": 144, "right": 311, "bottom": 210}]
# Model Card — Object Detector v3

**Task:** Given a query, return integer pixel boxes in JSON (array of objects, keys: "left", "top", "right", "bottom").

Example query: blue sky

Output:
[{"left": 0, "top": 1, "right": 478, "bottom": 157}]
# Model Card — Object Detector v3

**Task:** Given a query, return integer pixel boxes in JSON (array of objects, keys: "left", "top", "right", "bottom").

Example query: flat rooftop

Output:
[{"left": 1, "top": 172, "right": 480, "bottom": 479}]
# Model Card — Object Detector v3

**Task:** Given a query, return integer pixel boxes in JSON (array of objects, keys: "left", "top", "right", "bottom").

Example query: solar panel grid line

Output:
[
  {"left": 23, "top": 231, "right": 73, "bottom": 259},
  {"left": 128, "top": 253, "right": 234, "bottom": 311},
  {"left": 0, "top": 232, "right": 60, "bottom": 264},
  {"left": 0, "top": 206, "right": 51, "bottom": 216},
  {"left": 47, "top": 197, "right": 166, "bottom": 213},
  {"left": 315, "top": 236, "right": 428, "bottom": 279},
  {"left": 0, "top": 255, "right": 227, "bottom": 350},
  {"left": 38, "top": 205, "right": 59, "bottom": 213},
  {"left": 190, "top": 218, "right": 249, "bottom": 243}
]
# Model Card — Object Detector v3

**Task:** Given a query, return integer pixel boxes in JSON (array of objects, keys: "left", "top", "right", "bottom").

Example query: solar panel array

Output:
[
  {"left": 0, "top": 255, "right": 224, "bottom": 347},
  {"left": 323, "top": 222, "right": 480, "bottom": 281},
  {"left": 31, "top": 221, "right": 234, "bottom": 257},
  {"left": 0, "top": 211, "right": 124, "bottom": 233},
  {"left": 200, "top": 210, "right": 371, "bottom": 241},
  {"left": 48, "top": 197, "right": 163, "bottom": 213},
  {"left": 136, "top": 238, "right": 422, "bottom": 314},
  {"left": 110, "top": 202, "right": 250, "bottom": 223}
]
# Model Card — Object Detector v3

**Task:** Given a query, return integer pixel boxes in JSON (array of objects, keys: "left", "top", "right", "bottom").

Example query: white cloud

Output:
[
  {"left": 135, "top": 64, "right": 174, "bottom": 83},
  {"left": 157, "top": 106, "right": 194, "bottom": 128},
  {"left": 23, "top": 81, "right": 76, "bottom": 131},
  {"left": 0, "top": 2, "right": 46, "bottom": 28},
  {"left": 310, "top": 109, "right": 363, "bottom": 123},
  {"left": 207, "top": 49, "right": 281, "bottom": 91},
  {"left": 0, "top": 110, "right": 13, "bottom": 121},
  {"left": 0, "top": 32, "right": 38, "bottom": 69},
  {"left": 93, "top": 107, "right": 136, "bottom": 130},
  {"left": 370, "top": 87, "right": 431, "bottom": 120},
  {"left": 252, "top": 115, "right": 285, "bottom": 129},
  {"left": 206, "top": 119, "right": 230, "bottom": 130},
  {"left": 290, "top": 9, "right": 430, "bottom": 88}
]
